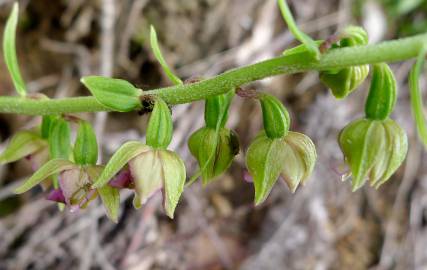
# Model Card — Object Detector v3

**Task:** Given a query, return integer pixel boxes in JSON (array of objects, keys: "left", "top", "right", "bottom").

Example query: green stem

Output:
[
  {"left": 1, "top": 33, "right": 426, "bottom": 115},
  {"left": 0, "top": 96, "right": 110, "bottom": 115}
]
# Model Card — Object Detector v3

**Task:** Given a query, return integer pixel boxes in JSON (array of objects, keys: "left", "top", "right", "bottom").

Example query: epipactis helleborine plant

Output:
[{"left": 0, "top": 0, "right": 425, "bottom": 222}]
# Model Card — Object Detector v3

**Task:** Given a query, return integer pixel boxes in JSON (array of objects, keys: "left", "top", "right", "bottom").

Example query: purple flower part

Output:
[
  {"left": 109, "top": 168, "right": 134, "bottom": 189},
  {"left": 243, "top": 170, "right": 253, "bottom": 183},
  {"left": 46, "top": 188, "right": 66, "bottom": 203}
]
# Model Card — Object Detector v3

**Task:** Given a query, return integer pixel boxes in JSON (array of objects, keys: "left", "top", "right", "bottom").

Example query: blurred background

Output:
[{"left": 0, "top": 0, "right": 427, "bottom": 269}]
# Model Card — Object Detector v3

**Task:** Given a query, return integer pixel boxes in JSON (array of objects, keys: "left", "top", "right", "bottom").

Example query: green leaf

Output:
[
  {"left": 277, "top": 0, "right": 320, "bottom": 60},
  {"left": 81, "top": 76, "right": 143, "bottom": 112},
  {"left": 49, "top": 118, "right": 71, "bottom": 160},
  {"left": 73, "top": 120, "right": 98, "bottom": 165},
  {"left": 92, "top": 141, "right": 150, "bottom": 188},
  {"left": 150, "top": 25, "right": 183, "bottom": 85},
  {"left": 0, "top": 131, "right": 46, "bottom": 164},
  {"left": 3, "top": 2, "right": 26, "bottom": 97},
  {"left": 146, "top": 98, "right": 173, "bottom": 149},
  {"left": 409, "top": 46, "right": 427, "bottom": 148},
  {"left": 14, "top": 159, "right": 75, "bottom": 194}
]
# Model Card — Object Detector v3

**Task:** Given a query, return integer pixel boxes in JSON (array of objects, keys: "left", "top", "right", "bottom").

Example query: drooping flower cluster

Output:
[{"left": 245, "top": 94, "right": 317, "bottom": 204}]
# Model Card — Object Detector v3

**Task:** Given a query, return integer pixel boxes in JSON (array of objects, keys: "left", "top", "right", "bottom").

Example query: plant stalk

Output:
[{"left": 1, "top": 33, "right": 426, "bottom": 115}]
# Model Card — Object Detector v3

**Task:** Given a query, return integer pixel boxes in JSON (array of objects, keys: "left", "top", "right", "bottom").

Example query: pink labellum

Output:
[
  {"left": 46, "top": 188, "right": 66, "bottom": 203},
  {"left": 109, "top": 168, "right": 134, "bottom": 189}
]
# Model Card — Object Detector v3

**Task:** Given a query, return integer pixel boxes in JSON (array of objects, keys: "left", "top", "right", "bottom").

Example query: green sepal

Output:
[
  {"left": 204, "top": 91, "right": 234, "bottom": 129},
  {"left": 339, "top": 119, "right": 385, "bottom": 191},
  {"left": 128, "top": 148, "right": 186, "bottom": 218},
  {"left": 259, "top": 94, "right": 290, "bottom": 139},
  {"left": 73, "top": 120, "right": 98, "bottom": 165},
  {"left": 365, "top": 63, "right": 397, "bottom": 120},
  {"left": 81, "top": 76, "right": 143, "bottom": 112},
  {"left": 92, "top": 141, "right": 150, "bottom": 188},
  {"left": 87, "top": 165, "right": 120, "bottom": 222},
  {"left": 159, "top": 150, "right": 186, "bottom": 218},
  {"left": 281, "top": 132, "right": 317, "bottom": 192},
  {"left": 14, "top": 159, "right": 75, "bottom": 194},
  {"left": 0, "top": 130, "right": 46, "bottom": 164},
  {"left": 369, "top": 119, "right": 407, "bottom": 188},
  {"left": 246, "top": 132, "right": 286, "bottom": 205},
  {"left": 48, "top": 118, "right": 71, "bottom": 160},
  {"left": 146, "top": 98, "right": 173, "bottom": 149},
  {"left": 3, "top": 2, "right": 26, "bottom": 97},
  {"left": 150, "top": 25, "right": 183, "bottom": 85}
]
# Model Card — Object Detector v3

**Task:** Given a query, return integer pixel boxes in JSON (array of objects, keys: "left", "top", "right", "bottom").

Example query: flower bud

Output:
[
  {"left": 338, "top": 118, "right": 407, "bottom": 190},
  {"left": 188, "top": 127, "right": 239, "bottom": 184},
  {"left": 259, "top": 94, "right": 290, "bottom": 139},
  {"left": 246, "top": 131, "right": 316, "bottom": 205},
  {"left": 320, "top": 26, "right": 369, "bottom": 99},
  {"left": 365, "top": 63, "right": 397, "bottom": 120},
  {"left": 146, "top": 98, "right": 173, "bottom": 149}
]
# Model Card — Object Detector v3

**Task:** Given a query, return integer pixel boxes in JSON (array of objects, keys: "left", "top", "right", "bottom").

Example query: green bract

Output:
[
  {"left": 188, "top": 127, "right": 239, "bottom": 184},
  {"left": 259, "top": 94, "right": 290, "bottom": 139},
  {"left": 338, "top": 118, "right": 408, "bottom": 190},
  {"left": 320, "top": 26, "right": 370, "bottom": 99},
  {"left": 3, "top": 3, "right": 26, "bottom": 97},
  {"left": 81, "top": 76, "right": 143, "bottom": 112},
  {"left": 409, "top": 47, "right": 427, "bottom": 147},
  {"left": 146, "top": 98, "right": 173, "bottom": 149},
  {"left": 246, "top": 131, "right": 316, "bottom": 205},
  {"left": 277, "top": 0, "right": 320, "bottom": 59},
  {"left": 150, "top": 25, "right": 183, "bottom": 85},
  {"left": 365, "top": 63, "right": 397, "bottom": 120}
]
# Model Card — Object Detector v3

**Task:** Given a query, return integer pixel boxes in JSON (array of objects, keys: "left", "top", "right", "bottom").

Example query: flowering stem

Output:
[{"left": 1, "top": 33, "right": 426, "bottom": 115}]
